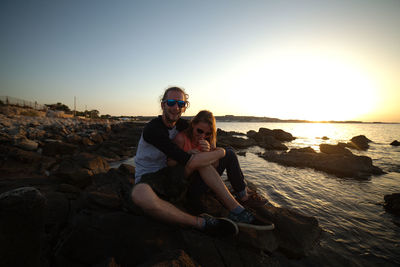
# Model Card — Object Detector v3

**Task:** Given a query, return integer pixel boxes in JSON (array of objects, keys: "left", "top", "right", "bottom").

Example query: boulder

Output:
[
  {"left": 14, "top": 137, "right": 39, "bottom": 151},
  {"left": 53, "top": 153, "right": 110, "bottom": 188},
  {"left": 349, "top": 135, "right": 372, "bottom": 150},
  {"left": 42, "top": 141, "right": 79, "bottom": 157},
  {"left": 261, "top": 149, "right": 385, "bottom": 179},
  {"left": 390, "top": 140, "right": 400, "bottom": 146},
  {"left": 0, "top": 187, "right": 46, "bottom": 267},
  {"left": 384, "top": 193, "right": 400, "bottom": 216},
  {"left": 320, "top": 144, "right": 352, "bottom": 155}
]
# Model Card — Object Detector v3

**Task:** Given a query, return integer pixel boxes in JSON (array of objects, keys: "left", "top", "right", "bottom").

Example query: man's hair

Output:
[
  {"left": 186, "top": 110, "right": 217, "bottom": 149},
  {"left": 161, "top": 86, "right": 189, "bottom": 103}
]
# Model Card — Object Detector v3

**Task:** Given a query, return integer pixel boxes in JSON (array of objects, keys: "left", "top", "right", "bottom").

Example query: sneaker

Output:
[
  {"left": 200, "top": 213, "right": 239, "bottom": 236},
  {"left": 228, "top": 209, "right": 275, "bottom": 231},
  {"left": 238, "top": 192, "right": 268, "bottom": 208}
]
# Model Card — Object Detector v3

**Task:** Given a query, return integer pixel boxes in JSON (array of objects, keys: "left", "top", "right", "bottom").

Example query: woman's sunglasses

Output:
[
  {"left": 196, "top": 128, "right": 212, "bottom": 137},
  {"left": 163, "top": 99, "right": 188, "bottom": 108}
]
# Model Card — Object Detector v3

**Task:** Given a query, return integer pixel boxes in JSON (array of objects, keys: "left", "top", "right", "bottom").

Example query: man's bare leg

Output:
[
  {"left": 131, "top": 183, "right": 202, "bottom": 228},
  {"left": 197, "top": 165, "right": 242, "bottom": 211}
]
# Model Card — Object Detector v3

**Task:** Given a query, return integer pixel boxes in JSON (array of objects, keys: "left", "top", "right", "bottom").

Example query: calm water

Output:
[
  {"left": 216, "top": 122, "right": 400, "bottom": 266},
  {"left": 119, "top": 122, "right": 400, "bottom": 266}
]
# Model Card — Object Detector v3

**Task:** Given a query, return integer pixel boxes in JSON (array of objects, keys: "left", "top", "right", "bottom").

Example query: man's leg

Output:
[
  {"left": 131, "top": 183, "right": 239, "bottom": 235},
  {"left": 131, "top": 183, "right": 199, "bottom": 228},
  {"left": 197, "top": 165, "right": 242, "bottom": 211}
]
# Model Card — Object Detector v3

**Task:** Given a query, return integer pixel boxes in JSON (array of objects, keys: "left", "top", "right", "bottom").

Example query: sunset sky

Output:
[{"left": 1, "top": 0, "right": 399, "bottom": 122}]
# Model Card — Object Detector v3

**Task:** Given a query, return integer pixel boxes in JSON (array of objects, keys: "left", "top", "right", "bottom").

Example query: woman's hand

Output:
[{"left": 198, "top": 139, "right": 211, "bottom": 152}]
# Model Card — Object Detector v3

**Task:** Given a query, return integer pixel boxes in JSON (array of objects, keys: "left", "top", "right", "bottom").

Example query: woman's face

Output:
[{"left": 192, "top": 121, "right": 212, "bottom": 144}]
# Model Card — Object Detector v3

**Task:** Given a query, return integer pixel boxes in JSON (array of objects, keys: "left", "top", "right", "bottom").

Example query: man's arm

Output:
[{"left": 186, "top": 147, "right": 225, "bottom": 171}]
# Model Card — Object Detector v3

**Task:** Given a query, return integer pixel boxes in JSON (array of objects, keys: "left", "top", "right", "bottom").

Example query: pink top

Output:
[{"left": 175, "top": 132, "right": 202, "bottom": 152}]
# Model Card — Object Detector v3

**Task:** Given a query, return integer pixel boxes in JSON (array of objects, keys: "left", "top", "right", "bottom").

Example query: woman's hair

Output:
[
  {"left": 186, "top": 110, "right": 217, "bottom": 148},
  {"left": 160, "top": 86, "right": 189, "bottom": 103}
]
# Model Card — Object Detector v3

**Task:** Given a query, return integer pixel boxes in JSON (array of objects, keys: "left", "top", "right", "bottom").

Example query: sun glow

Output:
[{"left": 220, "top": 49, "right": 378, "bottom": 121}]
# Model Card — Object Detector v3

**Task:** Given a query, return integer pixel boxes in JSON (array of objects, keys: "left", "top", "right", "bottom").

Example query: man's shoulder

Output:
[{"left": 145, "top": 116, "right": 165, "bottom": 130}]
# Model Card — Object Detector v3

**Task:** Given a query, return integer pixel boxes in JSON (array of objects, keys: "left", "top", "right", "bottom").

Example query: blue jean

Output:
[{"left": 187, "top": 147, "right": 247, "bottom": 210}]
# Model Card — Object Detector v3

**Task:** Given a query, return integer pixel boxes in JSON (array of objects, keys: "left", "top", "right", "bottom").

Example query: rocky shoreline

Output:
[{"left": 0, "top": 108, "right": 397, "bottom": 266}]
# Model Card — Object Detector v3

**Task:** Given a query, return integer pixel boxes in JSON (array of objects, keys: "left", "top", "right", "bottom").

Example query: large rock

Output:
[
  {"left": 349, "top": 135, "right": 372, "bottom": 150},
  {"left": 320, "top": 143, "right": 352, "bottom": 155},
  {"left": 53, "top": 153, "right": 110, "bottom": 188},
  {"left": 390, "top": 140, "right": 400, "bottom": 146},
  {"left": 254, "top": 205, "right": 321, "bottom": 258},
  {"left": 384, "top": 193, "right": 400, "bottom": 216},
  {"left": 261, "top": 149, "right": 385, "bottom": 179},
  {"left": 42, "top": 141, "right": 79, "bottom": 157},
  {"left": 0, "top": 187, "right": 46, "bottom": 267},
  {"left": 247, "top": 128, "right": 290, "bottom": 150}
]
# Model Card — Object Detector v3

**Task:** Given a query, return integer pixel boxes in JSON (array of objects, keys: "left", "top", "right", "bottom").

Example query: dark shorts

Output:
[{"left": 137, "top": 165, "right": 191, "bottom": 204}]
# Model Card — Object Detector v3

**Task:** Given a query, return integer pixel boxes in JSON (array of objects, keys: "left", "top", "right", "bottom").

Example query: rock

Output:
[
  {"left": 90, "top": 131, "right": 104, "bottom": 143},
  {"left": 217, "top": 135, "right": 257, "bottom": 149},
  {"left": 322, "top": 136, "right": 329, "bottom": 140},
  {"left": 254, "top": 205, "right": 321, "bottom": 258},
  {"left": 82, "top": 136, "right": 95, "bottom": 146},
  {"left": 138, "top": 249, "right": 199, "bottom": 266},
  {"left": 260, "top": 149, "right": 385, "bottom": 179},
  {"left": 0, "top": 187, "right": 46, "bottom": 267},
  {"left": 54, "top": 153, "right": 110, "bottom": 188},
  {"left": 349, "top": 135, "right": 372, "bottom": 150},
  {"left": 14, "top": 137, "right": 39, "bottom": 151},
  {"left": 258, "top": 135, "right": 288, "bottom": 150},
  {"left": 390, "top": 140, "right": 400, "bottom": 146},
  {"left": 320, "top": 144, "right": 352, "bottom": 155},
  {"left": 118, "top": 163, "right": 135, "bottom": 175},
  {"left": 384, "top": 193, "right": 400, "bottom": 216},
  {"left": 290, "top": 147, "right": 316, "bottom": 153},
  {"left": 42, "top": 141, "right": 79, "bottom": 157},
  {"left": 66, "top": 133, "right": 82, "bottom": 144},
  {"left": 271, "top": 129, "right": 296, "bottom": 142}
]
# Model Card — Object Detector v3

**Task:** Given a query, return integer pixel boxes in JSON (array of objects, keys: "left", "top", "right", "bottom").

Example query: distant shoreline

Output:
[{"left": 128, "top": 115, "right": 399, "bottom": 124}]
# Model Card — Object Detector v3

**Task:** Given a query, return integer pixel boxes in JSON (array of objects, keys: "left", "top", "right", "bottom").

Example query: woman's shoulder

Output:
[{"left": 174, "top": 131, "right": 188, "bottom": 147}]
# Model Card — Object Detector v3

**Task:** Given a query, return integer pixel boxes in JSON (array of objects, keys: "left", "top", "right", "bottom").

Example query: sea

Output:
[{"left": 117, "top": 122, "right": 400, "bottom": 266}]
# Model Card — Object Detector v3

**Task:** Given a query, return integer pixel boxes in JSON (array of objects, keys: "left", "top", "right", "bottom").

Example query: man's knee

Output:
[{"left": 131, "top": 183, "right": 153, "bottom": 206}]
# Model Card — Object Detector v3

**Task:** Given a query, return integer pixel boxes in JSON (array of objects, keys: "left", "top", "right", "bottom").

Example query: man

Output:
[{"left": 132, "top": 86, "right": 274, "bottom": 236}]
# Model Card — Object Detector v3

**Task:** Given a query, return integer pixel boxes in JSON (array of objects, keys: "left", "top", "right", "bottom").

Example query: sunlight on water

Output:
[{"left": 216, "top": 122, "right": 400, "bottom": 266}]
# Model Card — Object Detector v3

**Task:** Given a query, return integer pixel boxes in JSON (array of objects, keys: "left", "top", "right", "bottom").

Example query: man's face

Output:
[{"left": 162, "top": 90, "right": 186, "bottom": 124}]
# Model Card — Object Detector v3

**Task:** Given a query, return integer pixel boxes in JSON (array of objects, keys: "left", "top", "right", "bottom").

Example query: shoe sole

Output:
[
  {"left": 200, "top": 213, "right": 239, "bottom": 236},
  {"left": 236, "top": 222, "right": 275, "bottom": 231}
]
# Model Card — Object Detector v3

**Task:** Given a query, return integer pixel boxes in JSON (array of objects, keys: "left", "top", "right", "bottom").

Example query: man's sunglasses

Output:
[
  {"left": 163, "top": 99, "right": 188, "bottom": 108},
  {"left": 196, "top": 128, "right": 212, "bottom": 137}
]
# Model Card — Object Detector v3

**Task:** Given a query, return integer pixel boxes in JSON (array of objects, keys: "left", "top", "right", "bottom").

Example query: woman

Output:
[{"left": 174, "top": 110, "right": 267, "bottom": 211}]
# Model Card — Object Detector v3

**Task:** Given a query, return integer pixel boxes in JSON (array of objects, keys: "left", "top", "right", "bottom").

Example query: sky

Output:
[{"left": 1, "top": 0, "right": 399, "bottom": 122}]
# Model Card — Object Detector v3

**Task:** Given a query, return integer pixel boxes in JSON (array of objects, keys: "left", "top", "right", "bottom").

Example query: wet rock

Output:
[
  {"left": 290, "top": 147, "right": 316, "bottom": 153},
  {"left": 0, "top": 187, "right": 46, "bottom": 267},
  {"left": 390, "top": 140, "right": 400, "bottom": 146},
  {"left": 349, "top": 135, "right": 372, "bottom": 150},
  {"left": 384, "top": 193, "right": 400, "bottom": 216},
  {"left": 261, "top": 149, "right": 385, "bottom": 179},
  {"left": 217, "top": 135, "right": 257, "bottom": 149},
  {"left": 320, "top": 144, "right": 353, "bottom": 155},
  {"left": 255, "top": 205, "right": 321, "bottom": 258}
]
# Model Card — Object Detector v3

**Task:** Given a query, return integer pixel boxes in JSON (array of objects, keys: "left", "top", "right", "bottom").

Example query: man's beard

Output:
[{"left": 164, "top": 111, "right": 180, "bottom": 123}]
